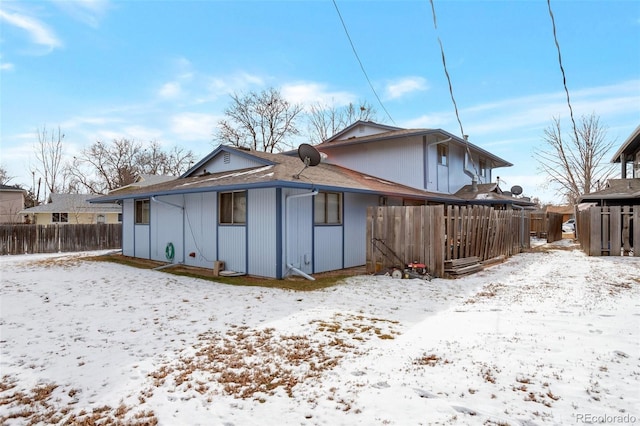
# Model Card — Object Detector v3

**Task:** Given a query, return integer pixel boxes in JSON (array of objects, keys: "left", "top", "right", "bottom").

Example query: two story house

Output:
[
  {"left": 579, "top": 124, "right": 640, "bottom": 206},
  {"left": 90, "top": 121, "right": 522, "bottom": 279}
]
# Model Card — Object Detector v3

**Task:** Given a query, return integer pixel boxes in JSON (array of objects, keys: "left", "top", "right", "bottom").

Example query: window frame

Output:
[
  {"left": 52, "top": 212, "right": 68, "bottom": 223},
  {"left": 135, "top": 199, "right": 150, "bottom": 225},
  {"left": 218, "top": 191, "right": 247, "bottom": 225},
  {"left": 314, "top": 191, "right": 342, "bottom": 225},
  {"left": 437, "top": 144, "right": 448, "bottom": 166}
]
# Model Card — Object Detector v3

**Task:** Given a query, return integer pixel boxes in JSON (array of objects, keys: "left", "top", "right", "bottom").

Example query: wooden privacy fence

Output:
[
  {"left": 366, "top": 205, "right": 531, "bottom": 278},
  {"left": 529, "top": 212, "right": 564, "bottom": 243},
  {"left": 577, "top": 206, "right": 639, "bottom": 256},
  {"left": 0, "top": 224, "right": 122, "bottom": 255}
]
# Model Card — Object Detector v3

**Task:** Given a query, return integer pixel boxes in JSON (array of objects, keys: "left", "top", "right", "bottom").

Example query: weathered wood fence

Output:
[
  {"left": 529, "top": 212, "right": 564, "bottom": 242},
  {"left": 0, "top": 224, "right": 122, "bottom": 255},
  {"left": 577, "top": 206, "right": 638, "bottom": 256},
  {"left": 366, "top": 205, "right": 531, "bottom": 278}
]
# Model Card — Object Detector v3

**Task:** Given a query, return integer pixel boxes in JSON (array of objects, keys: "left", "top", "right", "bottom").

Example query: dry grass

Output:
[
  {"left": 87, "top": 253, "right": 359, "bottom": 291},
  {"left": 0, "top": 376, "right": 157, "bottom": 425}
]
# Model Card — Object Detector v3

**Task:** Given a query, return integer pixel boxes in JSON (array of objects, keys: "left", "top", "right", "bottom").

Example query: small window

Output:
[
  {"left": 479, "top": 159, "right": 487, "bottom": 178},
  {"left": 117, "top": 213, "right": 123, "bottom": 222},
  {"left": 315, "top": 192, "right": 342, "bottom": 225},
  {"left": 52, "top": 213, "right": 68, "bottom": 223},
  {"left": 219, "top": 191, "right": 246, "bottom": 224},
  {"left": 135, "top": 199, "right": 150, "bottom": 224},
  {"left": 437, "top": 144, "right": 448, "bottom": 166},
  {"left": 97, "top": 214, "right": 105, "bottom": 224}
]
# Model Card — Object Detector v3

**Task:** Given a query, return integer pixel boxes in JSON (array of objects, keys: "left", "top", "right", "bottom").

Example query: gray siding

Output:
[
  {"left": 282, "top": 188, "right": 314, "bottom": 277},
  {"left": 218, "top": 226, "right": 246, "bottom": 273},
  {"left": 323, "top": 137, "right": 424, "bottom": 189},
  {"left": 343, "top": 192, "right": 376, "bottom": 267},
  {"left": 122, "top": 200, "right": 134, "bottom": 257},
  {"left": 184, "top": 193, "right": 217, "bottom": 268},
  {"left": 192, "top": 152, "right": 266, "bottom": 175},
  {"left": 248, "top": 188, "right": 277, "bottom": 278},
  {"left": 149, "top": 195, "right": 184, "bottom": 263},
  {"left": 313, "top": 226, "right": 343, "bottom": 273},
  {"left": 134, "top": 225, "right": 149, "bottom": 259}
]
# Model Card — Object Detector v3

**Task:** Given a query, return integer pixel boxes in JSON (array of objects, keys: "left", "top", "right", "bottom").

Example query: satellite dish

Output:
[
  {"left": 510, "top": 185, "right": 523, "bottom": 196},
  {"left": 293, "top": 144, "right": 322, "bottom": 179},
  {"left": 298, "top": 144, "right": 321, "bottom": 167}
]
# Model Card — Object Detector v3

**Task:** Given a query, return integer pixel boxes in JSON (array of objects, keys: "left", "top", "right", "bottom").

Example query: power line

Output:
[
  {"left": 547, "top": 0, "right": 581, "bottom": 146},
  {"left": 331, "top": 0, "right": 395, "bottom": 125},
  {"left": 428, "top": 0, "right": 479, "bottom": 178}
]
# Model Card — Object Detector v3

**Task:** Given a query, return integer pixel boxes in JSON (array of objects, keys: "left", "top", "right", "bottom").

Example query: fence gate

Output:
[{"left": 578, "top": 206, "right": 638, "bottom": 256}]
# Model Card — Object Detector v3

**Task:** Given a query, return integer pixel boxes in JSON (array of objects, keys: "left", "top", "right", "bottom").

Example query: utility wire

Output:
[
  {"left": 332, "top": 0, "right": 395, "bottom": 125},
  {"left": 547, "top": 0, "right": 581, "bottom": 147},
  {"left": 428, "top": 0, "right": 479, "bottom": 178}
]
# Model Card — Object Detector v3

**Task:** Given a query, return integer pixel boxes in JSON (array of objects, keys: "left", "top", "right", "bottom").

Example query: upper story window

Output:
[
  {"left": 479, "top": 159, "right": 487, "bottom": 178},
  {"left": 219, "top": 191, "right": 246, "bottom": 225},
  {"left": 135, "top": 199, "right": 150, "bottom": 224},
  {"left": 437, "top": 144, "right": 448, "bottom": 166},
  {"left": 315, "top": 192, "right": 342, "bottom": 225},
  {"left": 52, "top": 213, "right": 68, "bottom": 223}
]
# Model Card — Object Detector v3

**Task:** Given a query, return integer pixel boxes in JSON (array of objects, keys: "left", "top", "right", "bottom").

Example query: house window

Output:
[
  {"left": 118, "top": 213, "right": 123, "bottom": 222},
  {"left": 219, "top": 191, "right": 246, "bottom": 224},
  {"left": 97, "top": 214, "right": 105, "bottom": 224},
  {"left": 52, "top": 213, "right": 68, "bottom": 223},
  {"left": 135, "top": 199, "right": 150, "bottom": 224},
  {"left": 479, "top": 159, "right": 487, "bottom": 178},
  {"left": 437, "top": 144, "right": 448, "bottom": 166},
  {"left": 315, "top": 192, "right": 342, "bottom": 225}
]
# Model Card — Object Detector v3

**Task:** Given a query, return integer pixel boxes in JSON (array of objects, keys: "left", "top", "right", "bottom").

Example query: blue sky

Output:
[{"left": 1, "top": 0, "right": 639, "bottom": 203}]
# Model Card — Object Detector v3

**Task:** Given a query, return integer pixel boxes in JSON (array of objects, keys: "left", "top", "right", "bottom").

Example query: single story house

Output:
[
  {"left": 91, "top": 122, "right": 528, "bottom": 279},
  {"left": 21, "top": 193, "right": 122, "bottom": 225}
]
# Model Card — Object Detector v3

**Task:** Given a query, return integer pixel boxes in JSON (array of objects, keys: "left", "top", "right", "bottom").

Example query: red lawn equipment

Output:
[{"left": 371, "top": 238, "right": 432, "bottom": 281}]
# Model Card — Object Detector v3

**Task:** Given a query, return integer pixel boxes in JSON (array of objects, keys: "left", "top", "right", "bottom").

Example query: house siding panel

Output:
[
  {"left": 282, "top": 188, "right": 314, "bottom": 277},
  {"left": 218, "top": 226, "right": 246, "bottom": 273},
  {"left": 192, "top": 152, "right": 265, "bottom": 175},
  {"left": 322, "top": 137, "right": 424, "bottom": 189},
  {"left": 122, "top": 200, "right": 134, "bottom": 257},
  {"left": 313, "top": 226, "right": 343, "bottom": 273},
  {"left": 184, "top": 193, "right": 217, "bottom": 269},
  {"left": 343, "top": 192, "right": 376, "bottom": 267},
  {"left": 134, "top": 225, "right": 150, "bottom": 259},
  {"left": 248, "top": 188, "right": 277, "bottom": 278},
  {"left": 150, "top": 195, "right": 184, "bottom": 263}
]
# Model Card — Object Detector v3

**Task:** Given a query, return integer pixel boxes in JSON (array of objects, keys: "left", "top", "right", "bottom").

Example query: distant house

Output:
[
  {"left": 21, "top": 194, "right": 121, "bottom": 225},
  {"left": 108, "top": 174, "right": 175, "bottom": 194},
  {"left": 579, "top": 124, "right": 640, "bottom": 206},
  {"left": 90, "top": 121, "right": 528, "bottom": 279},
  {"left": 454, "top": 182, "right": 535, "bottom": 209},
  {"left": 0, "top": 185, "right": 27, "bottom": 223}
]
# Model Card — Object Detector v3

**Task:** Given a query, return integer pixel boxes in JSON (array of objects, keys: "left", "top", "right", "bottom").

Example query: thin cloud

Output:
[
  {"left": 385, "top": 77, "right": 428, "bottom": 100},
  {"left": 52, "top": 0, "right": 111, "bottom": 28},
  {"left": 170, "top": 112, "right": 220, "bottom": 142},
  {"left": 0, "top": 8, "right": 62, "bottom": 51},
  {"left": 1, "top": 62, "right": 14, "bottom": 71},
  {"left": 158, "top": 82, "right": 182, "bottom": 99},
  {"left": 281, "top": 82, "right": 354, "bottom": 106}
]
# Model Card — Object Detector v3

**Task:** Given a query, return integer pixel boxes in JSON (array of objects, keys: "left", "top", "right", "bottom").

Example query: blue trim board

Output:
[
  {"left": 245, "top": 190, "right": 249, "bottom": 274},
  {"left": 275, "top": 188, "right": 283, "bottom": 279},
  {"left": 423, "top": 135, "right": 428, "bottom": 190}
]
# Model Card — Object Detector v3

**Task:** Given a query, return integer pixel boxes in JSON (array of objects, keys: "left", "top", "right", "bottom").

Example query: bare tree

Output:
[
  {"left": 68, "top": 139, "right": 195, "bottom": 194},
  {"left": 215, "top": 88, "right": 304, "bottom": 152},
  {"left": 535, "top": 113, "right": 615, "bottom": 205},
  {"left": 0, "top": 165, "right": 13, "bottom": 185},
  {"left": 307, "top": 100, "right": 377, "bottom": 144},
  {"left": 34, "top": 126, "right": 66, "bottom": 201}
]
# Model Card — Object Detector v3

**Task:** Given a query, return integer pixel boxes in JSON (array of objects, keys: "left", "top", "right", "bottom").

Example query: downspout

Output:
[
  {"left": 151, "top": 196, "right": 185, "bottom": 265},
  {"left": 284, "top": 189, "right": 318, "bottom": 280}
]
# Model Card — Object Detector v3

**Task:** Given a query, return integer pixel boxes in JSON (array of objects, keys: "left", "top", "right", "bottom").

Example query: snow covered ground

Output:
[{"left": 1, "top": 239, "right": 638, "bottom": 425}]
